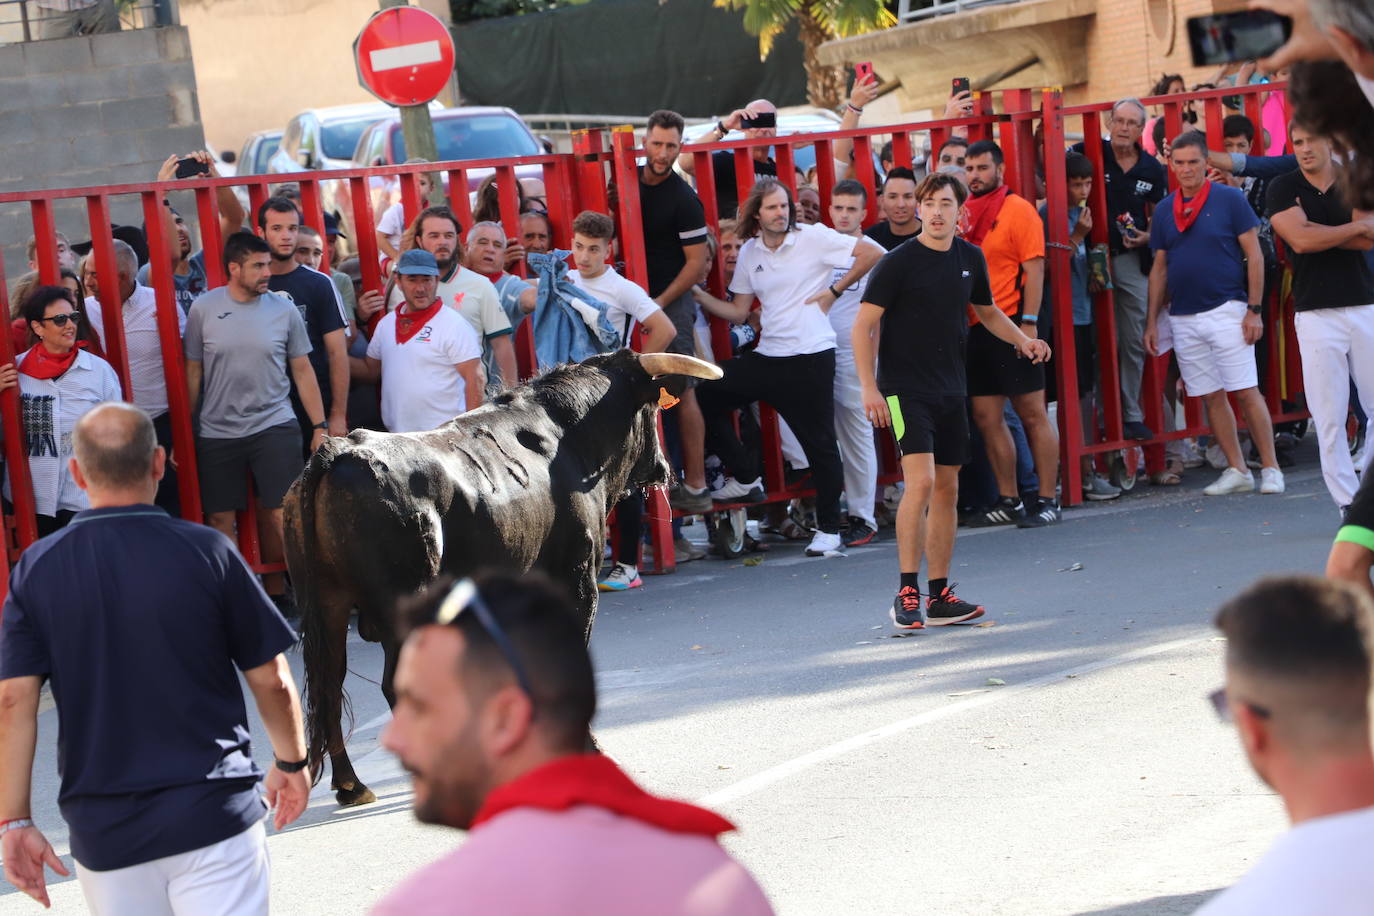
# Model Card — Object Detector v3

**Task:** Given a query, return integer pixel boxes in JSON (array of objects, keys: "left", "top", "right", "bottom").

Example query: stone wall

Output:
[{"left": 0, "top": 25, "right": 205, "bottom": 282}]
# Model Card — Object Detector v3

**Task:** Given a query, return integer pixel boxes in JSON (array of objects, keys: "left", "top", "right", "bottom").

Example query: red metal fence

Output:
[{"left": 0, "top": 80, "right": 1302, "bottom": 593}]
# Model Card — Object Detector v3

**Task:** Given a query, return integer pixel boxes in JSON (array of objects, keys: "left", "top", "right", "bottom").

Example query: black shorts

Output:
[
  {"left": 966, "top": 321, "right": 1045, "bottom": 398},
  {"left": 197, "top": 422, "right": 303, "bottom": 514},
  {"left": 1046, "top": 324, "right": 1097, "bottom": 404},
  {"left": 885, "top": 393, "right": 971, "bottom": 466}
]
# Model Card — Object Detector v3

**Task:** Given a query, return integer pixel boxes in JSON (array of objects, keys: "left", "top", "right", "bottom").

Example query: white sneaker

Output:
[
  {"left": 1203, "top": 467, "right": 1255, "bottom": 496},
  {"left": 1204, "top": 442, "right": 1230, "bottom": 470},
  {"left": 711, "top": 476, "right": 765, "bottom": 503},
  {"left": 804, "top": 530, "right": 843, "bottom": 557},
  {"left": 1259, "top": 467, "right": 1286, "bottom": 494}
]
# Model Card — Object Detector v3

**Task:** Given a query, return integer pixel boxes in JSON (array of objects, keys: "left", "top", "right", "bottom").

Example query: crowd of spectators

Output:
[{"left": 3, "top": 2, "right": 1373, "bottom": 606}]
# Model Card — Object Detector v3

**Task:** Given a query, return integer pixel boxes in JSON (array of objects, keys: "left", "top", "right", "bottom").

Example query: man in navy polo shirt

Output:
[
  {"left": 1144, "top": 130, "right": 1284, "bottom": 497},
  {"left": 0, "top": 403, "right": 308, "bottom": 912}
]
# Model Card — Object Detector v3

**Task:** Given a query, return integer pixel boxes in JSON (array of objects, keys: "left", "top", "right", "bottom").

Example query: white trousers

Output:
[
  {"left": 834, "top": 350, "right": 877, "bottom": 527},
  {"left": 1295, "top": 306, "right": 1374, "bottom": 506},
  {"left": 76, "top": 821, "right": 269, "bottom": 916}
]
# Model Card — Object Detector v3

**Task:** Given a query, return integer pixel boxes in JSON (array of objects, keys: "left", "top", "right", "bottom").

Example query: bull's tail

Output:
[{"left": 286, "top": 438, "right": 351, "bottom": 787}]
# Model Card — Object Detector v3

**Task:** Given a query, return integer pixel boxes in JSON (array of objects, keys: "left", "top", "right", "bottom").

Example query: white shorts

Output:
[
  {"left": 76, "top": 820, "right": 269, "bottom": 916},
  {"left": 1170, "top": 300, "right": 1257, "bottom": 396}
]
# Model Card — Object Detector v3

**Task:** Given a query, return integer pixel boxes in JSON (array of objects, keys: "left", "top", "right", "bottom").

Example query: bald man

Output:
[
  {"left": 0, "top": 403, "right": 308, "bottom": 913},
  {"left": 678, "top": 98, "right": 779, "bottom": 219}
]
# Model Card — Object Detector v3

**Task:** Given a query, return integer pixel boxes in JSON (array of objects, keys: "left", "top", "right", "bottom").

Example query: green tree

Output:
[{"left": 713, "top": 0, "right": 895, "bottom": 109}]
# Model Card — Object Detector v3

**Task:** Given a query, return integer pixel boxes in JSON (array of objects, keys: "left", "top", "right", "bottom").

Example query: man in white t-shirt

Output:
[
  {"left": 84, "top": 239, "right": 186, "bottom": 514},
  {"left": 826, "top": 180, "right": 886, "bottom": 547},
  {"left": 383, "top": 207, "right": 517, "bottom": 393},
  {"left": 695, "top": 179, "right": 882, "bottom": 557},
  {"left": 563, "top": 210, "right": 675, "bottom": 592},
  {"left": 1197, "top": 575, "right": 1374, "bottom": 915},
  {"left": 366, "top": 250, "right": 483, "bottom": 434}
]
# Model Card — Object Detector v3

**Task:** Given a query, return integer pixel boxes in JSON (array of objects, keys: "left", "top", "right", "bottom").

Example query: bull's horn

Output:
[{"left": 639, "top": 353, "right": 723, "bottom": 381}]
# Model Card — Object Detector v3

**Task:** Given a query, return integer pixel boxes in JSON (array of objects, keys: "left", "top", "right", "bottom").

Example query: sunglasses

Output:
[
  {"left": 37, "top": 311, "right": 81, "bottom": 327},
  {"left": 1207, "top": 687, "right": 1272, "bottom": 723},
  {"left": 436, "top": 578, "right": 536, "bottom": 702}
]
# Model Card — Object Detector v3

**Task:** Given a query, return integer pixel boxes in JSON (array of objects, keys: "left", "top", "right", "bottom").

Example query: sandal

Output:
[{"left": 1150, "top": 458, "right": 1183, "bottom": 487}]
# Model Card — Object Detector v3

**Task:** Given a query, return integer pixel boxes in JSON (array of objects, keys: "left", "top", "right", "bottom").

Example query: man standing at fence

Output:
[
  {"left": 854, "top": 173, "right": 1049, "bottom": 628},
  {"left": 1144, "top": 131, "right": 1284, "bottom": 496},
  {"left": 1266, "top": 122, "right": 1374, "bottom": 508},
  {"left": 677, "top": 99, "right": 779, "bottom": 220},
  {"left": 865, "top": 167, "right": 921, "bottom": 251},
  {"left": 695, "top": 179, "right": 881, "bottom": 557},
  {"left": 962, "top": 140, "right": 1062, "bottom": 528},
  {"left": 0, "top": 402, "right": 308, "bottom": 913},
  {"left": 638, "top": 110, "right": 713, "bottom": 514},
  {"left": 1072, "top": 98, "right": 1167, "bottom": 442}
]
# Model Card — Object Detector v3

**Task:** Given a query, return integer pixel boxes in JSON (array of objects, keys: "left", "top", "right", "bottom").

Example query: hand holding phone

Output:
[
  {"left": 174, "top": 157, "right": 210, "bottom": 179},
  {"left": 1186, "top": 11, "right": 1291, "bottom": 67},
  {"left": 951, "top": 77, "right": 971, "bottom": 97},
  {"left": 855, "top": 61, "right": 874, "bottom": 84}
]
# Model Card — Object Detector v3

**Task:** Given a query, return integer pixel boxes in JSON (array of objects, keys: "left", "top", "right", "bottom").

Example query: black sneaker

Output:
[
  {"left": 1017, "top": 497, "right": 1061, "bottom": 528},
  {"left": 669, "top": 483, "right": 713, "bottom": 514},
  {"left": 969, "top": 496, "right": 1024, "bottom": 527},
  {"left": 844, "top": 517, "right": 876, "bottom": 547},
  {"left": 925, "top": 584, "right": 985, "bottom": 625},
  {"left": 1123, "top": 420, "right": 1153, "bottom": 440},
  {"left": 890, "top": 586, "right": 925, "bottom": 629}
]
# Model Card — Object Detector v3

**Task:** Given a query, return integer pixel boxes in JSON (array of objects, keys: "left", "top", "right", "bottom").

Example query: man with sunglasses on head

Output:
[
  {"left": 374, "top": 573, "right": 773, "bottom": 915},
  {"left": 1200, "top": 575, "right": 1374, "bottom": 914}
]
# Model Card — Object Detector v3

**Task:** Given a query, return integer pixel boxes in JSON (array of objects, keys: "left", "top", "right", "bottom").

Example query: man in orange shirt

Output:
[{"left": 963, "top": 140, "right": 1061, "bottom": 527}]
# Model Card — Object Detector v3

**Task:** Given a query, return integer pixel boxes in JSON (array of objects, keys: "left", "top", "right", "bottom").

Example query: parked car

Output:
[
  {"left": 336, "top": 106, "right": 545, "bottom": 250},
  {"left": 236, "top": 129, "right": 283, "bottom": 177},
  {"left": 267, "top": 101, "right": 443, "bottom": 175}
]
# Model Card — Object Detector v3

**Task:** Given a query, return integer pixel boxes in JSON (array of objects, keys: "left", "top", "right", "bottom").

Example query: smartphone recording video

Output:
[
  {"left": 740, "top": 111, "right": 776, "bottom": 130},
  {"left": 951, "top": 77, "right": 971, "bottom": 97},
  {"left": 1186, "top": 11, "right": 1291, "bottom": 67},
  {"left": 174, "top": 157, "right": 210, "bottom": 179}
]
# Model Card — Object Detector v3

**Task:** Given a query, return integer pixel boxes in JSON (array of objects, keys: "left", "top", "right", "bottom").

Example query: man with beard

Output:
[
  {"left": 962, "top": 140, "right": 1061, "bottom": 528},
  {"left": 257, "top": 198, "right": 349, "bottom": 443},
  {"left": 695, "top": 178, "right": 882, "bottom": 557},
  {"left": 384, "top": 207, "right": 517, "bottom": 393},
  {"left": 373, "top": 573, "right": 773, "bottom": 915},
  {"left": 864, "top": 166, "right": 921, "bottom": 251},
  {"left": 639, "top": 110, "right": 714, "bottom": 514}
]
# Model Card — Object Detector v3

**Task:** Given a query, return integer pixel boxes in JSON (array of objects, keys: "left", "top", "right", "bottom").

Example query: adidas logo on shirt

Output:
[{"left": 754, "top": 264, "right": 764, "bottom": 272}]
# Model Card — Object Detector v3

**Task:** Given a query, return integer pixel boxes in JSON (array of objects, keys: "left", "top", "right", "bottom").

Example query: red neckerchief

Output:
[
  {"left": 470, "top": 753, "right": 735, "bottom": 837},
  {"left": 478, "top": 270, "right": 504, "bottom": 284},
  {"left": 1173, "top": 180, "right": 1211, "bottom": 233},
  {"left": 395, "top": 297, "right": 444, "bottom": 345},
  {"left": 962, "top": 184, "right": 1011, "bottom": 246},
  {"left": 19, "top": 345, "right": 78, "bottom": 380}
]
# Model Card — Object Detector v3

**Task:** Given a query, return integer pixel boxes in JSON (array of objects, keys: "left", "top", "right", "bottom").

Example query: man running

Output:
[{"left": 853, "top": 173, "right": 1050, "bottom": 628}]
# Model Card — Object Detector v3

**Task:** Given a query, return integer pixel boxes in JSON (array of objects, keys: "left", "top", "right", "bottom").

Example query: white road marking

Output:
[
  {"left": 370, "top": 40, "right": 442, "bottom": 72},
  {"left": 698, "top": 634, "right": 1209, "bottom": 807}
]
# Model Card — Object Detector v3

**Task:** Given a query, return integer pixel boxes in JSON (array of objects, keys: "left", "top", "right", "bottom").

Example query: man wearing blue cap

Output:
[{"left": 363, "top": 250, "right": 484, "bottom": 433}]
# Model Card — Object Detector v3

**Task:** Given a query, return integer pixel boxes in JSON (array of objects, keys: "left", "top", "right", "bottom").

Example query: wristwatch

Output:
[
  {"left": 1246, "top": 304, "right": 1262, "bottom": 314},
  {"left": 275, "top": 757, "right": 309, "bottom": 774},
  {"left": 716, "top": 120, "right": 729, "bottom": 136},
  {"left": 828, "top": 285, "right": 842, "bottom": 298},
  {"left": 312, "top": 420, "right": 328, "bottom": 430}
]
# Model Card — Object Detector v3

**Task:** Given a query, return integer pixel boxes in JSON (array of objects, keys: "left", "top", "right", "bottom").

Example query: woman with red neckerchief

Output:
[{"left": 0, "top": 285, "right": 122, "bottom": 536}]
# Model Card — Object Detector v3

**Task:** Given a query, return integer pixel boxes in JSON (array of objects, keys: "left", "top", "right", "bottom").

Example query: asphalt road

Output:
[{"left": 6, "top": 445, "right": 1343, "bottom": 915}]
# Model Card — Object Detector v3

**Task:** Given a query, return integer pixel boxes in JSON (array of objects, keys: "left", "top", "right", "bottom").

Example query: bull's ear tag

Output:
[{"left": 658, "top": 387, "right": 680, "bottom": 410}]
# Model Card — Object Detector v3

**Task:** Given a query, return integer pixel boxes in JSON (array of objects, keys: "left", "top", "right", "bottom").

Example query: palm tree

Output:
[{"left": 713, "top": 0, "right": 896, "bottom": 109}]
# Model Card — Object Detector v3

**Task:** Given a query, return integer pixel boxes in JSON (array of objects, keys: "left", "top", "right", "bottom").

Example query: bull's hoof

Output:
[{"left": 334, "top": 784, "right": 377, "bottom": 807}]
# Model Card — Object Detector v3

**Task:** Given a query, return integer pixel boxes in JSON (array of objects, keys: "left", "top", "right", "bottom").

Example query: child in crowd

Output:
[{"left": 376, "top": 160, "right": 435, "bottom": 264}]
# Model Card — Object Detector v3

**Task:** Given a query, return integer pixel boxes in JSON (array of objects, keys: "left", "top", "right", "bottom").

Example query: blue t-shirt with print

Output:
[{"left": 1149, "top": 183, "right": 1260, "bottom": 316}]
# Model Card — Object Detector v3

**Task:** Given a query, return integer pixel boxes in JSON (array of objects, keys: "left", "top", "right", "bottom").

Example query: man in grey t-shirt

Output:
[{"left": 185, "top": 232, "right": 325, "bottom": 603}]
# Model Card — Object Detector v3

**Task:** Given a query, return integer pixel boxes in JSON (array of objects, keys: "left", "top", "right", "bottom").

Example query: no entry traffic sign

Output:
[{"left": 354, "top": 6, "right": 456, "bottom": 107}]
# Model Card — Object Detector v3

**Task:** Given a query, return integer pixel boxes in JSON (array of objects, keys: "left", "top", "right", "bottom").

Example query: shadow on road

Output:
[{"left": 1074, "top": 889, "right": 1220, "bottom": 914}]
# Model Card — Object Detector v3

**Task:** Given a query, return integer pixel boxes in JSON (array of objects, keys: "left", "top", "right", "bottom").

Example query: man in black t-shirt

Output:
[
  {"left": 1330, "top": 468, "right": 1374, "bottom": 599},
  {"left": 259, "top": 197, "right": 350, "bottom": 448},
  {"left": 640, "top": 110, "right": 714, "bottom": 514},
  {"left": 1266, "top": 122, "right": 1374, "bottom": 509},
  {"left": 0, "top": 404, "right": 307, "bottom": 910},
  {"left": 864, "top": 166, "right": 921, "bottom": 251},
  {"left": 853, "top": 173, "right": 1049, "bottom": 630},
  {"left": 677, "top": 99, "right": 779, "bottom": 219}
]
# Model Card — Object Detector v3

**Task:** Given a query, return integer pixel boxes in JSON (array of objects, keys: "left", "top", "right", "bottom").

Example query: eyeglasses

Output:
[
  {"left": 37, "top": 311, "right": 81, "bottom": 327},
  {"left": 436, "top": 578, "right": 536, "bottom": 701},
  {"left": 1207, "top": 687, "right": 1272, "bottom": 723}
]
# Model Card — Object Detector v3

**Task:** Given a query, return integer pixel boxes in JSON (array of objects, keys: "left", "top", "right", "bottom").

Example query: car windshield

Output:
[
  {"left": 254, "top": 137, "right": 280, "bottom": 174},
  {"left": 394, "top": 114, "right": 541, "bottom": 163},
  {"left": 321, "top": 117, "right": 382, "bottom": 161}
]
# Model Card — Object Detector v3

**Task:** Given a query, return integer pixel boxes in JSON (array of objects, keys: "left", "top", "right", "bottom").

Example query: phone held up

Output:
[
  {"left": 855, "top": 61, "right": 875, "bottom": 84},
  {"left": 951, "top": 76, "right": 971, "bottom": 97},
  {"left": 739, "top": 111, "right": 776, "bottom": 130},
  {"left": 1186, "top": 10, "right": 1291, "bottom": 68},
  {"left": 174, "top": 157, "right": 210, "bottom": 179}
]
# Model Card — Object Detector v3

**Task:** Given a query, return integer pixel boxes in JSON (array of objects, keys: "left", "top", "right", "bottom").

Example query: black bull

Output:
[{"left": 283, "top": 349, "right": 721, "bottom": 806}]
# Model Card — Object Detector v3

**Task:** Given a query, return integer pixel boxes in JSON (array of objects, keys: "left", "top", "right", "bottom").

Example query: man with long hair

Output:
[{"left": 694, "top": 178, "right": 882, "bottom": 558}]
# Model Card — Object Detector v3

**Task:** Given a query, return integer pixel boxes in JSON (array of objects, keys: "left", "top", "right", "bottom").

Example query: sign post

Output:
[{"left": 357, "top": 3, "right": 457, "bottom": 165}]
